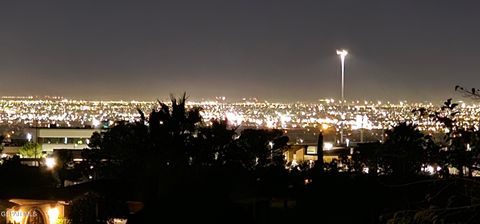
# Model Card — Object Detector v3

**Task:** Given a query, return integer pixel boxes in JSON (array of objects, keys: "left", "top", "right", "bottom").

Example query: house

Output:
[
  {"left": 284, "top": 143, "right": 352, "bottom": 164},
  {"left": 1, "top": 180, "right": 142, "bottom": 224}
]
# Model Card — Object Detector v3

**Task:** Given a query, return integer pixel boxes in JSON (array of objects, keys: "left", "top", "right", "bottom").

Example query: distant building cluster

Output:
[{"left": 0, "top": 97, "right": 479, "bottom": 141}]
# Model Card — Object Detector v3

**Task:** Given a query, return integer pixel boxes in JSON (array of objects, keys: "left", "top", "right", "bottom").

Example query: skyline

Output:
[
  {"left": 1, "top": 1, "right": 480, "bottom": 101},
  {"left": 0, "top": 94, "right": 475, "bottom": 104},
  {"left": 0, "top": 96, "right": 477, "bottom": 134}
]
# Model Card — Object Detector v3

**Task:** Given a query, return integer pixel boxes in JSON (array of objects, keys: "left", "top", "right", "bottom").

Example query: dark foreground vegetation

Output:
[{"left": 2, "top": 94, "right": 480, "bottom": 224}]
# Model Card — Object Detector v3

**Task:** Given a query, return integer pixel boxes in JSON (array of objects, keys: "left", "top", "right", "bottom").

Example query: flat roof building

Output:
[{"left": 25, "top": 127, "right": 102, "bottom": 153}]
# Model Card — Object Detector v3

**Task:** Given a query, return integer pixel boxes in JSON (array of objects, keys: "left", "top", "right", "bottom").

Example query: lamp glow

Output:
[
  {"left": 92, "top": 118, "right": 100, "bottom": 127},
  {"left": 323, "top": 142, "right": 334, "bottom": 151},
  {"left": 26, "top": 133, "right": 32, "bottom": 142},
  {"left": 45, "top": 158, "right": 56, "bottom": 169},
  {"left": 11, "top": 208, "right": 23, "bottom": 224},
  {"left": 48, "top": 207, "right": 59, "bottom": 224}
]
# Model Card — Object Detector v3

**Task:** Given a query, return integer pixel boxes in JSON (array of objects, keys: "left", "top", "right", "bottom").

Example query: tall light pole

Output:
[
  {"left": 336, "top": 49, "right": 348, "bottom": 145},
  {"left": 336, "top": 49, "right": 348, "bottom": 101}
]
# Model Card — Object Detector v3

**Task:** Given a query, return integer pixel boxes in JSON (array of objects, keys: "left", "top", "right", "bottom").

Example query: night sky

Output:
[{"left": 1, "top": 1, "right": 479, "bottom": 102}]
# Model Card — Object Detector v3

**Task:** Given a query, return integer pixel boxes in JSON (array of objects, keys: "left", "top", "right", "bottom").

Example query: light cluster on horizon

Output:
[{"left": 0, "top": 98, "right": 478, "bottom": 138}]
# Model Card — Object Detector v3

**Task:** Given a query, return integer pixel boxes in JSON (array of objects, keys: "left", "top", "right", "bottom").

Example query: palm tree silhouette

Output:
[{"left": 383, "top": 122, "right": 426, "bottom": 177}]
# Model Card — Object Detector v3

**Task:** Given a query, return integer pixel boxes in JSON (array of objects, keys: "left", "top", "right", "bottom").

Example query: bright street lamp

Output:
[
  {"left": 45, "top": 157, "right": 56, "bottom": 169},
  {"left": 336, "top": 49, "right": 348, "bottom": 145},
  {"left": 336, "top": 49, "right": 348, "bottom": 101}
]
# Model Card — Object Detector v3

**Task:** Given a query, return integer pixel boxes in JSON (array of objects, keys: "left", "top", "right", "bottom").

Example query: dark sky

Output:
[{"left": 1, "top": 1, "right": 479, "bottom": 102}]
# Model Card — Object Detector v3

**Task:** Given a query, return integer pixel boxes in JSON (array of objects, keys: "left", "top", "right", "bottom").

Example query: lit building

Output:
[
  {"left": 2, "top": 180, "right": 142, "bottom": 224},
  {"left": 26, "top": 127, "right": 101, "bottom": 154},
  {"left": 284, "top": 143, "right": 350, "bottom": 164},
  {"left": 5, "top": 199, "right": 65, "bottom": 224}
]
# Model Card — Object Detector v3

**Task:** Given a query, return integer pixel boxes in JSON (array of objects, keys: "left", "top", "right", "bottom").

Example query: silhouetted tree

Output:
[
  {"left": 235, "top": 129, "right": 286, "bottom": 169},
  {"left": 414, "top": 98, "right": 480, "bottom": 177},
  {"left": 382, "top": 122, "right": 426, "bottom": 177},
  {"left": 455, "top": 85, "right": 480, "bottom": 100},
  {"left": 0, "top": 135, "right": 4, "bottom": 153},
  {"left": 353, "top": 142, "right": 382, "bottom": 175},
  {"left": 69, "top": 192, "right": 127, "bottom": 224},
  {"left": 82, "top": 121, "right": 148, "bottom": 180},
  {"left": 77, "top": 93, "right": 297, "bottom": 223},
  {"left": 193, "top": 119, "right": 236, "bottom": 167},
  {"left": 54, "top": 150, "right": 83, "bottom": 187},
  {"left": 315, "top": 132, "right": 324, "bottom": 173},
  {"left": 423, "top": 135, "right": 443, "bottom": 176}
]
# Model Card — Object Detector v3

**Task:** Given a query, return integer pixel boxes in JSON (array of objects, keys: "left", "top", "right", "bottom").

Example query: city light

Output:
[
  {"left": 92, "top": 118, "right": 101, "bottom": 127},
  {"left": 26, "top": 133, "right": 32, "bottom": 142},
  {"left": 323, "top": 142, "right": 333, "bottom": 151},
  {"left": 0, "top": 97, "right": 476, "bottom": 145},
  {"left": 45, "top": 158, "right": 56, "bottom": 169},
  {"left": 269, "top": 141, "right": 274, "bottom": 149}
]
